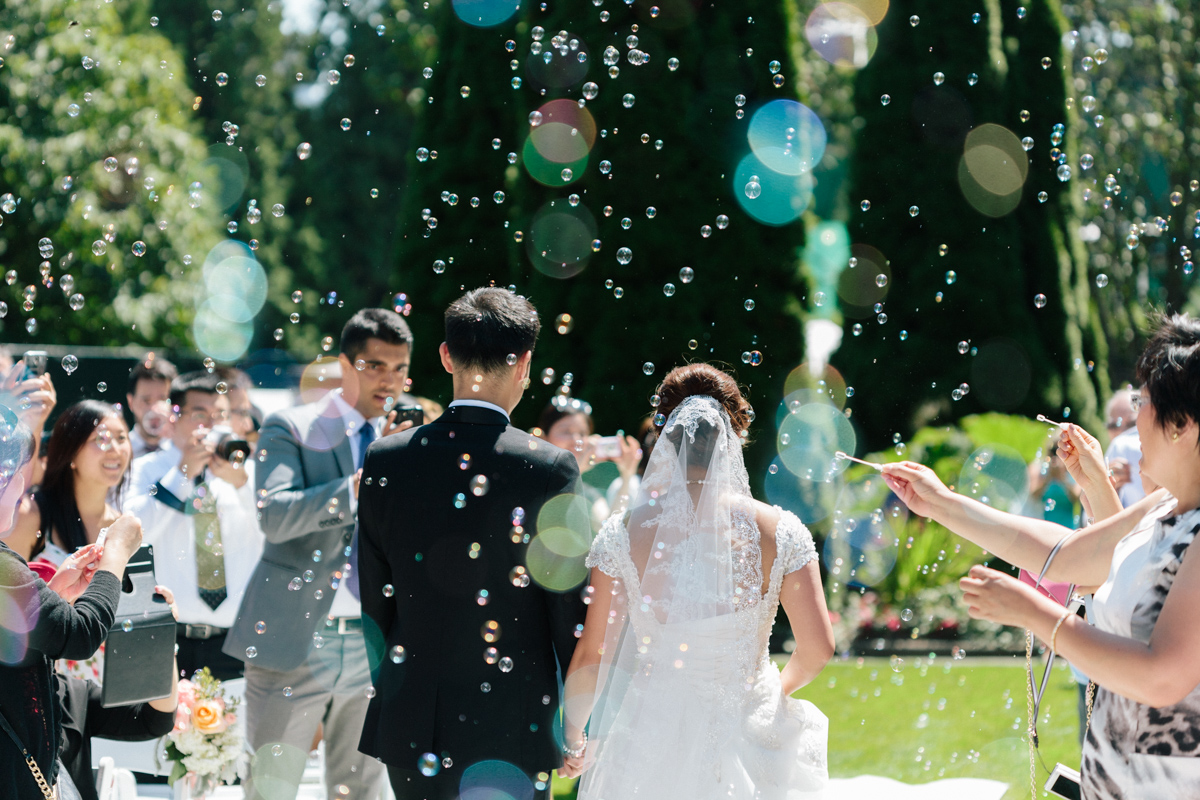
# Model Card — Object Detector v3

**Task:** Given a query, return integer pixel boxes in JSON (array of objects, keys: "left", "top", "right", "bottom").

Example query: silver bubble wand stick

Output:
[
  {"left": 1036, "top": 414, "right": 1070, "bottom": 429},
  {"left": 835, "top": 451, "right": 884, "bottom": 471}
]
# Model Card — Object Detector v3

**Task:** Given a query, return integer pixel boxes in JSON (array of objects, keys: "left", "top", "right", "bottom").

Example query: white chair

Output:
[{"left": 95, "top": 756, "right": 116, "bottom": 800}]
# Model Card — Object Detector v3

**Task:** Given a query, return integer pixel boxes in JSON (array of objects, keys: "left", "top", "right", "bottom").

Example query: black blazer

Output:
[{"left": 356, "top": 404, "right": 585, "bottom": 775}]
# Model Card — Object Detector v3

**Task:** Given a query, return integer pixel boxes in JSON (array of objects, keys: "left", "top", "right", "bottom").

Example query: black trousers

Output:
[
  {"left": 175, "top": 631, "right": 244, "bottom": 682},
  {"left": 388, "top": 765, "right": 552, "bottom": 800}
]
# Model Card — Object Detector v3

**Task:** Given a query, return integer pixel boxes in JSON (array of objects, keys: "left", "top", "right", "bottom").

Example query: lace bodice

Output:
[{"left": 587, "top": 502, "right": 817, "bottom": 671}]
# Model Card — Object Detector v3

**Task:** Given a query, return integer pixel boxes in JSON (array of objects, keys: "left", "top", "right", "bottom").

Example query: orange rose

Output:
[{"left": 192, "top": 700, "right": 229, "bottom": 734}]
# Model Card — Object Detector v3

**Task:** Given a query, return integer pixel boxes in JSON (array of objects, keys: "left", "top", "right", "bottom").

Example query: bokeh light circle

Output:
[
  {"left": 836, "top": 244, "right": 890, "bottom": 316},
  {"left": 957, "top": 123, "right": 1029, "bottom": 217},
  {"left": 460, "top": 760, "right": 534, "bottom": 800},
  {"left": 958, "top": 444, "right": 1029, "bottom": 513},
  {"left": 734, "top": 153, "right": 813, "bottom": 226},
  {"left": 764, "top": 456, "right": 841, "bottom": 523},
  {"left": 823, "top": 473, "right": 907, "bottom": 587},
  {"left": 805, "top": 3, "right": 879, "bottom": 68},
  {"left": 526, "top": 200, "right": 598, "bottom": 279},
  {"left": 777, "top": 402, "right": 857, "bottom": 481},
  {"left": 527, "top": 493, "right": 592, "bottom": 591},
  {"left": 451, "top": 0, "right": 522, "bottom": 28},
  {"left": 748, "top": 100, "right": 827, "bottom": 176},
  {"left": 193, "top": 300, "right": 253, "bottom": 362}
]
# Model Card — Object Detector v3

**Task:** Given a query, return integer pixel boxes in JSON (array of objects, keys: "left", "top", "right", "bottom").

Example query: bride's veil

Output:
[{"left": 568, "top": 394, "right": 757, "bottom": 790}]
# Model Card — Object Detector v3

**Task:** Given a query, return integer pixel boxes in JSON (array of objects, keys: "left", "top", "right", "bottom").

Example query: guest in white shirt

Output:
[
  {"left": 125, "top": 371, "right": 263, "bottom": 681},
  {"left": 1103, "top": 387, "right": 1145, "bottom": 507},
  {"left": 125, "top": 355, "right": 177, "bottom": 459}
]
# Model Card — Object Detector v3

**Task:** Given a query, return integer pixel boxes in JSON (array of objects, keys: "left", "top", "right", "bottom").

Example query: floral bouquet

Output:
[{"left": 158, "top": 667, "right": 245, "bottom": 796}]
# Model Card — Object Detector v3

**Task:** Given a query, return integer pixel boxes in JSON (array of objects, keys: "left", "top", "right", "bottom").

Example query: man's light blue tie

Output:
[{"left": 345, "top": 420, "right": 376, "bottom": 600}]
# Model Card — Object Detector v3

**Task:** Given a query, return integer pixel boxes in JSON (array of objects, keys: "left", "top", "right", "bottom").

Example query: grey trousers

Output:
[{"left": 241, "top": 630, "right": 385, "bottom": 800}]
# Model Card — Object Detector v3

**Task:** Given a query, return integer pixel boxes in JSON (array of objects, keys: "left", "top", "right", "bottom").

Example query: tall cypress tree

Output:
[
  {"left": 833, "top": 0, "right": 1103, "bottom": 449},
  {"left": 396, "top": 0, "right": 808, "bottom": 479}
]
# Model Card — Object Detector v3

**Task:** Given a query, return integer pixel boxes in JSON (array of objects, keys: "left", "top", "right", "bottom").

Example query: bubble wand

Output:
[
  {"left": 1036, "top": 414, "right": 1069, "bottom": 429},
  {"left": 834, "top": 451, "right": 883, "bottom": 471}
]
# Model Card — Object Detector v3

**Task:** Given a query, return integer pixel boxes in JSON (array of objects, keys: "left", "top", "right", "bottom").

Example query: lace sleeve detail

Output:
[
  {"left": 775, "top": 509, "right": 817, "bottom": 574},
  {"left": 586, "top": 515, "right": 625, "bottom": 577}
]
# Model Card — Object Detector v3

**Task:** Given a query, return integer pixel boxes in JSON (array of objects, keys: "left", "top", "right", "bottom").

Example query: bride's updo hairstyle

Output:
[{"left": 654, "top": 364, "right": 753, "bottom": 440}]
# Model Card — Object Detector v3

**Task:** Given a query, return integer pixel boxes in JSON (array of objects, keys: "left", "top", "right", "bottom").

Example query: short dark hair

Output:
[
  {"left": 445, "top": 288, "right": 540, "bottom": 373},
  {"left": 170, "top": 370, "right": 223, "bottom": 409},
  {"left": 1136, "top": 313, "right": 1200, "bottom": 436},
  {"left": 127, "top": 355, "right": 178, "bottom": 395},
  {"left": 340, "top": 308, "right": 414, "bottom": 362}
]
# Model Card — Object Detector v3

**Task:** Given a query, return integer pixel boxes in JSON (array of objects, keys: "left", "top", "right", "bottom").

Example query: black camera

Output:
[{"left": 206, "top": 426, "right": 252, "bottom": 466}]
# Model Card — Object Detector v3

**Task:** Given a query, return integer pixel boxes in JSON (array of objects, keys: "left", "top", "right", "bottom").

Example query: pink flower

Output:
[
  {"left": 173, "top": 705, "right": 191, "bottom": 734},
  {"left": 177, "top": 680, "right": 197, "bottom": 708}
]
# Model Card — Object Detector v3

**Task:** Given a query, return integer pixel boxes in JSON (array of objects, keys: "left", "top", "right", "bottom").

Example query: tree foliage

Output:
[
  {"left": 395, "top": 0, "right": 809, "bottom": 471},
  {"left": 0, "top": 0, "right": 223, "bottom": 348},
  {"left": 833, "top": 0, "right": 1104, "bottom": 449}
]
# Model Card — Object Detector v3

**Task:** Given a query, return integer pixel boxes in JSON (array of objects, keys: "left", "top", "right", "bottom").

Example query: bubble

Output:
[
  {"left": 745, "top": 177, "right": 762, "bottom": 199},
  {"left": 212, "top": 9, "right": 223, "bottom": 20},
  {"left": 1038, "top": 191, "right": 1049, "bottom": 203},
  {"left": 910, "top": 14, "right": 919, "bottom": 25},
  {"left": 890, "top": 655, "right": 905, "bottom": 673},
  {"left": 933, "top": 72, "right": 945, "bottom": 85},
  {"left": 622, "top": 93, "right": 635, "bottom": 108},
  {"left": 288, "top": 577, "right": 302, "bottom": 591},
  {"left": 215, "top": 72, "right": 228, "bottom": 86},
  {"left": 97, "top": 382, "right": 107, "bottom": 392},
  {"left": 390, "top": 645, "right": 407, "bottom": 663},
  {"left": 245, "top": 646, "right": 258, "bottom": 659},
  {"left": 908, "top": 205, "right": 919, "bottom": 217},
  {"left": 121, "top": 619, "right": 133, "bottom": 633},
  {"left": 61, "top": 355, "right": 79, "bottom": 375},
  {"left": 481, "top": 620, "right": 502, "bottom": 643},
  {"left": 1057, "top": 164, "right": 1072, "bottom": 182},
  {"left": 1021, "top": 137, "right": 1034, "bottom": 151},
  {"left": 131, "top": 241, "right": 147, "bottom": 257},
  {"left": 499, "top": 656, "right": 514, "bottom": 673},
  {"left": 1171, "top": 191, "right": 1184, "bottom": 207},
  {"left": 494, "top": 191, "right": 506, "bottom": 204},
  {"left": 255, "top": 620, "right": 267, "bottom": 634},
  {"left": 470, "top": 475, "right": 490, "bottom": 497},
  {"left": 945, "top": 270, "right": 957, "bottom": 285},
  {"left": 296, "top": 142, "right": 313, "bottom": 160},
  {"left": 1095, "top": 273, "right": 1109, "bottom": 289}
]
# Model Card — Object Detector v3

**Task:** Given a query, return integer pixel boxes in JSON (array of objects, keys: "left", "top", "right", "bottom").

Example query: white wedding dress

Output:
[{"left": 575, "top": 396, "right": 828, "bottom": 800}]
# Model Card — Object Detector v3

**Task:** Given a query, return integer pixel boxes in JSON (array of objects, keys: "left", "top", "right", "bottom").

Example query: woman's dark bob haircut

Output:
[{"left": 1135, "top": 312, "right": 1200, "bottom": 434}]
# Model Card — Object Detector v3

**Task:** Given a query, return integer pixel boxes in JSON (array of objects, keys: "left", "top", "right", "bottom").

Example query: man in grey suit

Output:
[{"left": 224, "top": 308, "right": 416, "bottom": 800}]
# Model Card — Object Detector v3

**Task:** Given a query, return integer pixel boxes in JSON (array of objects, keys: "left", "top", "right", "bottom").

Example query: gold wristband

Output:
[{"left": 1050, "top": 609, "right": 1072, "bottom": 652}]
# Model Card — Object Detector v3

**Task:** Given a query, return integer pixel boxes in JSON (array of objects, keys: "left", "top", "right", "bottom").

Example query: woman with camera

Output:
[
  {"left": 534, "top": 397, "right": 641, "bottom": 528},
  {"left": 882, "top": 314, "right": 1200, "bottom": 798},
  {"left": 0, "top": 403, "right": 146, "bottom": 798}
]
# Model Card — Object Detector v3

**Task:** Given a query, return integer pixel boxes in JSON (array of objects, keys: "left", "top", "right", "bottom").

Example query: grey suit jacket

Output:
[{"left": 222, "top": 392, "right": 358, "bottom": 672}]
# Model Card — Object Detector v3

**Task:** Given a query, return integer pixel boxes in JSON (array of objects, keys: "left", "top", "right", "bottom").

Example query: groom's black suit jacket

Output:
[{"left": 356, "top": 403, "right": 586, "bottom": 776}]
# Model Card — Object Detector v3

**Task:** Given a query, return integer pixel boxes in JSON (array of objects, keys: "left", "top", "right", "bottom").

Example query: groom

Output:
[{"left": 357, "top": 287, "right": 586, "bottom": 800}]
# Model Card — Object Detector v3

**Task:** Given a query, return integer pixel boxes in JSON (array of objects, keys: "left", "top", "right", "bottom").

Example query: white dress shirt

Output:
[
  {"left": 447, "top": 398, "right": 511, "bottom": 421},
  {"left": 129, "top": 426, "right": 173, "bottom": 460},
  {"left": 1105, "top": 427, "right": 1145, "bottom": 507},
  {"left": 125, "top": 447, "right": 264, "bottom": 628},
  {"left": 327, "top": 390, "right": 382, "bottom": 619}
]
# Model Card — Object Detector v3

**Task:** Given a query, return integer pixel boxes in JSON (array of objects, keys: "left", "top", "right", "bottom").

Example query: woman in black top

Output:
[{"left": 0, "top": 406, "right": 144, "bottom": 798}]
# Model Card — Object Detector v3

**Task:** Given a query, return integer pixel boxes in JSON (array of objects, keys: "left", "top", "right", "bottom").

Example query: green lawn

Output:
[{"left": 553, "top": 655, "right": 1082, "bottom": 799}]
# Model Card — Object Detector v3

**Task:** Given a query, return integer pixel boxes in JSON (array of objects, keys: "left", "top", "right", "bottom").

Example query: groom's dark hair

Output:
[{"left": 445, "top": 288, "right": 540, "bottom": 373}]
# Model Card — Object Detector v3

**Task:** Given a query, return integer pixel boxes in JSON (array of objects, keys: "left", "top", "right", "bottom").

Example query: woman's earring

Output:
[{"left": 1173, "top": 432, "right": 1180, "bottom": 442}]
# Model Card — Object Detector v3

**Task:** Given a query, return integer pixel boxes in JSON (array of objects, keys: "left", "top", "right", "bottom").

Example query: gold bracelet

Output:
[{"left": 1050, "top": 609, "right": 1073, "bottom": 652}]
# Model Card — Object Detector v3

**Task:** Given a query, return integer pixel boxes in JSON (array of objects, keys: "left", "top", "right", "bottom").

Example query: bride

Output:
[{"left": 559, "top": 364, "right": 833, "bottom": 799}]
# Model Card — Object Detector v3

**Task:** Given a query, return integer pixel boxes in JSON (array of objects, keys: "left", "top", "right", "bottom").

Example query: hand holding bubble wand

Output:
[{"left": 834, "top": 451, "right": 883, "bottom": 471}]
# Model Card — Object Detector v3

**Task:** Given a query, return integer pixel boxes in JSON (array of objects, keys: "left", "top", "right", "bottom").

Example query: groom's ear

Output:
[{"left": 439, "top": 342, "right": 455, "bottom": 375}]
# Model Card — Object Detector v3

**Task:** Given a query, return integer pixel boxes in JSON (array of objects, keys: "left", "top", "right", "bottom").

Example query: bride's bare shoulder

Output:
[{"left": 751, "top": 499, "right": 782, "bottom": 539}]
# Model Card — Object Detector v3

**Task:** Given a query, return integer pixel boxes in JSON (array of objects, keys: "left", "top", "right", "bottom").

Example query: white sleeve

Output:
[
  {"left": 776, "top": 509, "right": 818, "bottom": 574},
  {"left": 585, "top": 515, "right": 624, "bottom": 578}
]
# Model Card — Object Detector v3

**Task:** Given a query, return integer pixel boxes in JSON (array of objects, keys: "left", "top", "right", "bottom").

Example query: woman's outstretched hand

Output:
[
  {"left": 1057, "top": 423, "right": 1109, "bottom": 491},
  {"left": 958, "top": 564, "right": 1046, "bottom": 628},
  {"left": 46, "top": 543, "right": 103, "bottom": 603},
  {"left": 880, "top": 461, "right": 949, "bottom": 519}
]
